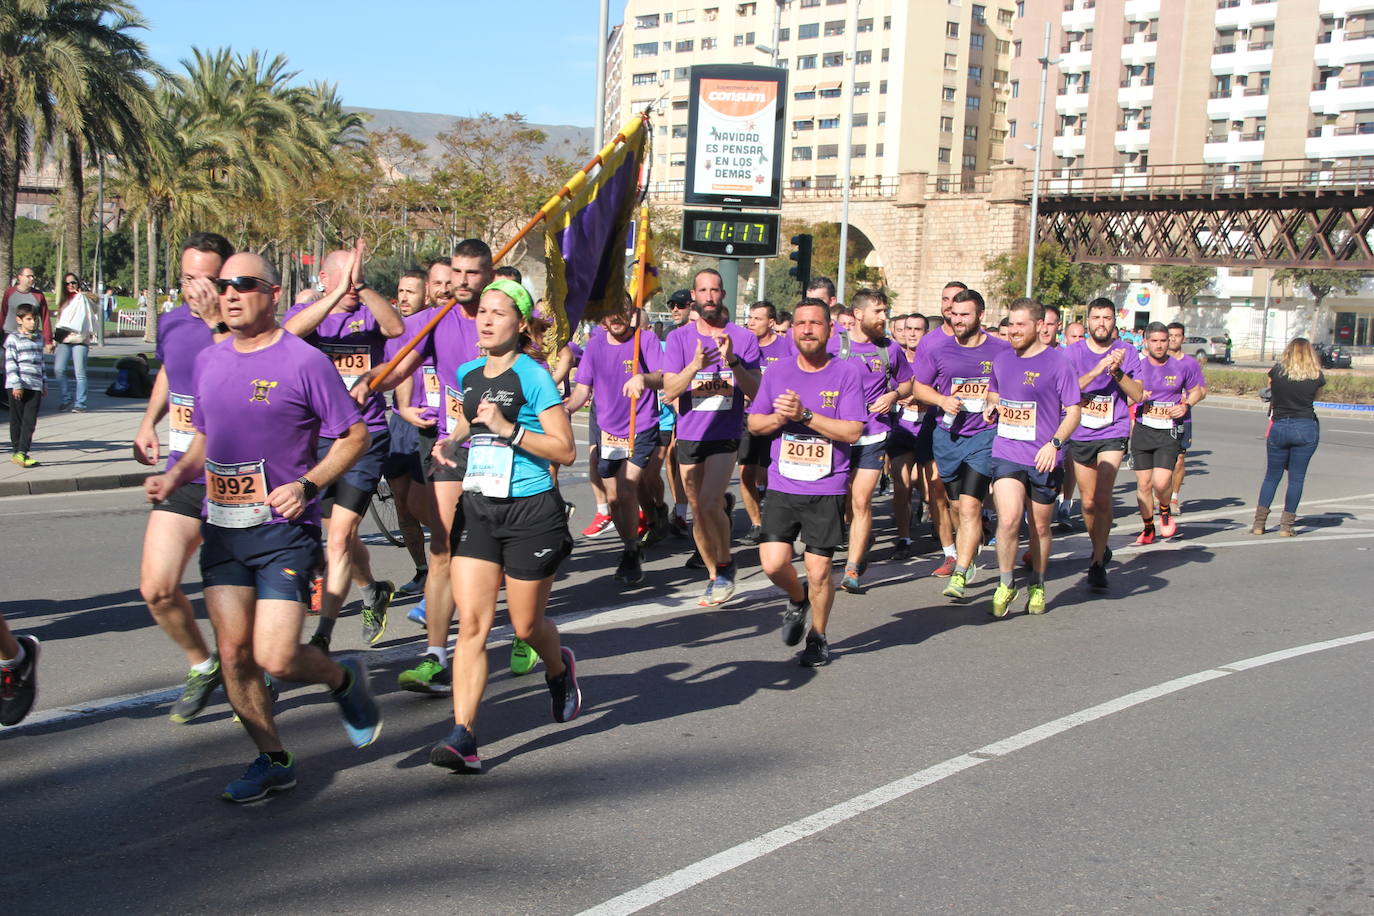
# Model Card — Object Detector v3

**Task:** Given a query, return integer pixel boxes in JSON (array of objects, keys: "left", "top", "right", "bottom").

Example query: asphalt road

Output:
[{"left": 2, "top": 404, "right": 1372, "bottom": 915}]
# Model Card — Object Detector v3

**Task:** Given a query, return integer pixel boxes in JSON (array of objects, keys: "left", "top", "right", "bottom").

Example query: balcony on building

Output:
[
  {"left": 1203, "top": 130, "right": 1265, "bottom": 163},
  {"left": 1313, "top": 21, "right": 1374, "bottom": 69},
  {"left": 1114, "top": 122, "right": 1151, "bottom": 152},
  {"left": 1306, "top": 120, "right": 1374, "bottom": 157},
  {"left": 1120, "top": 29, "right": 1158, "bottom": 65},
  {"left": 1061, "top": 2, "right": 1096, "bottom": 33},
  {"left": 1055, "top": 87, "right": 1091, "bottom": 115},
  {"left": 1310, "top": 75, "right": 1374, "bottom": 115},
  {"left": 1215, "top": 0, "right": 1279, "bottom": 32},
  {"left": 1206, "top": 83, "right": 1270, "bottom": 120}
]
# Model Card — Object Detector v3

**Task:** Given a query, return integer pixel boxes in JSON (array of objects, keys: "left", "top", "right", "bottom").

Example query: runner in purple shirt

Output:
[
  {"left": 827, "top": 288, "right": 913, "bottom": 593},
  {"left": 887, "top": 312, "right": 953, "bottom": 562},
  {"left": 747, "top": 301, "right": 865, "bottom": 667},
  {"left": 984, "top": 299, "right": 1082, "bottom": 618},
  {"left": 131, "top": 232, "right": 234, "bottom": 725},
  {"left": 284, "top": 242, "right": 404, "bottom": 652},
  {"left": 911, "top": 288, "right": 1011, "bottom": 599},
  {"left": 144, "top": 250, "right": 380, "bottom": 803},
  {"left": 1166, "top": 321, "right": 1209, "bottom": 516},
  {"left": 1066, "top": 298, "right": 1146, "bottom": 589},
  {"left": 1130, "top": 322, "right": 1206, "bottom": 546},
  {"left": 565, "top": 302, "right": 664, "bottom": 585},
  {"left": 737, "top": 300, "right": 796, "bottom": 546},
  {"left": 660, "top": 268, "right": 763, "bottom": 607}
]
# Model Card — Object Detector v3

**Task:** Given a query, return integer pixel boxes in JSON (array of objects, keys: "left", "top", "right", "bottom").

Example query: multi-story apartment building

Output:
[
  {"left": 1008, "top": 0, "right": 1374, "bottom": 350},
  {"left": 603, "top": 24, "right": 626, "bottom": 142},
  {"left": 609, "top": 0, "right": 1019, "bottom": 192}
]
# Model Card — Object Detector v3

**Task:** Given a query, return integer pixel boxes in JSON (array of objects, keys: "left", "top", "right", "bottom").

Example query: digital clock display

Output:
[{"left": 680, "top": 210, "right": 780, "bottom": 258}]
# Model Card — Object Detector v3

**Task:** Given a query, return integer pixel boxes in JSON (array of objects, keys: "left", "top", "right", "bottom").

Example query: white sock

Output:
[
  {"left": 0, "top": 641, "right": 25, "bottom": 668},
  {"left": 596, "top": 502, "right": 610, "bottom": 516},
  {"left": 1171, "top": 492, "right": 1180, "bottom": 503},
  {"left": 943, "top": 544, "right": 956, "bottom": 558},
  {"left": 426, "top": 646, "right": 448, "bottom": 667},
  {"left": 674, "top": 502, "right": 688, "bottom": 520},
  {"left": 192, "top": 656, "right": 217, "bottom": 674}
]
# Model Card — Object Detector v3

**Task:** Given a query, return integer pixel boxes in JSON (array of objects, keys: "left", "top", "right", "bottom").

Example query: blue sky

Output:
[{"left": 136, "top": 0, "right": 623, "bottom": 126}]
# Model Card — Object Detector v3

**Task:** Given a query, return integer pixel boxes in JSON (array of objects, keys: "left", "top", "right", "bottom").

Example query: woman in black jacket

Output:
[{"left": 1252, "top": 337, "right": 1325, "bottom": 536}]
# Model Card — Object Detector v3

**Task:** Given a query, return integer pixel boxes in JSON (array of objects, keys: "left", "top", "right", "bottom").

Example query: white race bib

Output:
[
  {"left": 996, "top": 398, "right": 1037, "bottom": 442},
  {"left": 168, "top": 392, "right": 195, "bottom": 454},
  {"left": 464, "top": 434, "right": 513, "bottom": 498},
  {"left": 600, "top": 429, "right": 631, "bottom": 461},
  {"left": 1141, "top": 401, "right": 1176, "bottom": 430},
  {"left": 1080, "top": 393, "right": 1114, "bottom": 430},
  {"left": 901, "top": 406, "right": 925, "bottom": 424},
  {"left": 423, "top": 366, "right": 440, "bottom": 408},
  {"left": 690, "top": 369, "right": 735, "bottom": 412},
  {"left": 857, "top": 430, "right": 889, "bottom": 447},
  {"left": 778, "top": 433, "right": 833, "bottom": 482},
  {"left": 205, "top": 460, "right": 271, "bottom": 528},
  {"left": 320, "top": 343, "right": 371, "bottom": 389},
  {"left": 942, "top": 376, "right": 990, "bottom": 427},
  {"left": 445, "top": 386, "right": 462, "bottom": 432}
]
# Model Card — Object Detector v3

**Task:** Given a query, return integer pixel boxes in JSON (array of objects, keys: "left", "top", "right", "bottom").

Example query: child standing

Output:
[{"left": 5, "top": 303, "right": 45, "bottom": 467}]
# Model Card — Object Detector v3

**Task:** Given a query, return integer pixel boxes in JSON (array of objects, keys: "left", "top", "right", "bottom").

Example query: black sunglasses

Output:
[{"left": 214, "top": 276, "right": 275, "bottom": 294}]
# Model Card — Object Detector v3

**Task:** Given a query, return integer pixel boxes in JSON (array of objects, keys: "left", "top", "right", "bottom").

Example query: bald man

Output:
[{"left": 284, "top": 243, "right": 404, "bottom": 652}]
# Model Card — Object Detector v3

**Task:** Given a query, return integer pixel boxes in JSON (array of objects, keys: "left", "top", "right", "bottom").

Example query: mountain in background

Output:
[{"left": 348, "top": 106, "right": 593, "bottom": 170}]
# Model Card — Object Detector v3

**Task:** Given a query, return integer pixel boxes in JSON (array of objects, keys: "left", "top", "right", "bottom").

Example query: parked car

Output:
[
  {"left": 1316, "top": 342, "right": 1353, "bottom": 369},
  {"left": 1185, "top": 334, "right": 1232, "bottom": 364}
]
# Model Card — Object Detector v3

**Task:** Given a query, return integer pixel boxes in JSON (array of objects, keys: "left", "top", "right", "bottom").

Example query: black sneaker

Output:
[
  {"left": 169, "top": 656, "right": 223, "bottom": 724},
  {"left": 893, "top": 537, "right": 912, "bottom": 558},
  {"left": 798, "top": 631, "right": 830, "bottom": 668},
  {"left": 740, "top": 524, "right": 763, "bottom": 547},
  {"left": 781, "top": 598, "right": 809, "bottom": 646},
  {"left": 0, "top": 635, "right": 40, "bottom": 726},
  {"left": 547, "top": 647, "right": 582, "bottom": 723},
  {"left": 615, "top": 547, "right": 644, "bottom": 585},
  {"left": 1086, "top": 562, "right": 1108, "bottom": 590},
  {"left": 685, "top": 550, "right": 706, "bottom": 570},
  {"left": 430, "top": 723, "right": 482, "bottom": 773},
  {"left": 360, "top": 580, "right": 393, "bottom": 645},
  {"left": 308, "top": 632, "right": 331, "bottom": 655}
]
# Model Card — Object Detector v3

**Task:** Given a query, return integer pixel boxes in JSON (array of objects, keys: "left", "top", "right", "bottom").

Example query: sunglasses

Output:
[
  {"left": 65, "top": 280, "right": 79, "bottom": 286},
  {"left": 214, "top": 276, "right": 275, "bottom": 294}
]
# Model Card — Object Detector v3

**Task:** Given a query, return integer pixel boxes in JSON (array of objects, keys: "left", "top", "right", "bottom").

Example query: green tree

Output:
[
  {"left": 1149, "top": 265, "right": 1215, "bottom": 307},
  {"left": 985, "top": 243, "right": 1114, "bottom": 313}
]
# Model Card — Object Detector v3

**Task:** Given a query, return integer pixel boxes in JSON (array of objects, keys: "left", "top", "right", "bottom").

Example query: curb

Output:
[
  {"left": 1203, "top": 395, "right": 1374, "bottom": 421},
  {"left": 0, "top": 471, "right": 154, "bottom": 499}
]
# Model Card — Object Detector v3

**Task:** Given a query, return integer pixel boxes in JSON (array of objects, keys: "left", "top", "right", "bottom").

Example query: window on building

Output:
[
  {"left": 674, "top": 66, "right": 690, "bottom": 80},
  {"left": 672, "top": 125, "right": 688, "bottom": 138},
  {"left": 946, "top": 21, "right": 959, "bottom": 38},
  {"left": 878, "top": 111, "right": 886, "bottom": 124},
  {"left": 970, "top": 33, "right": 985, "bottom": 50},
  {"left": 825, "top": 20, "right": 845, "bottom": 36},
  {"left": 1016, "top": 1, "right": 1024, "bottom": 16},
  {"left": 966, "top": 94, "right": 981, "bottom": 109},
  {"left": 1011, "top": 79, "right": 1019, "bottom": 97},
  {"left": 737, "top": 2, "right": 757, "bottom": 14},
  {"left": 1008, "top": 119, "right": 1017, "bottom": 137},
  {"left": 852, "top": 144, "right": 867, "bottom": 157},
  {"left": 634, "top": 42, "right": 658, "bottom": 57},
  {"left": 819, "top": 86, "right": 842, "bottom": 97},
  {"left": 672, "top": 98, "right": 689, "bottom": 109},
  {"left": 996, "top": 39, "right": 1010, "bottom": 53},
  {"left": 991, "top": 128, "right": 1007, "bottom": 141},
  {"left": 800, "top": 0, "right": 820, "bottom": 6},
  {"left": 969, "top": 65, "right": 983, "bottom": 83},
  {"left": 972, "top": 4, "right": 987, "bottom": 24},
  {"left": 794, "top": 88, "right": 816, "bottom": 99},
  {"left": 993, "top": 100, "right": 1006, "bottom": 113},
  {"left": 879, "top": 80, "right": 888, "bottom": 94},
  {"left": 856, "top": 49, "right": 871, "bottom": 64},
  {"left": 676, "top": 39, "right": 694, "bottom": 52},
  {"left": 794, "top": 118, "right": 815, "bottom": 130},
  {"left": 962, "top": 153, "right": 977, "bottom": 169},
  {"left": 701, "top": 37, "right": 717, "bottom": 49},
  {"left": 797, "top": 54, "right": 817, "bottom": 69},
  {"left": 705, "top": 7, "right": 718, "bottom": 20},
  {"left": 943, "top": 86, "right": 957, "bottom": 101},
  {"left": 662, "top": 69, "right": 671, "bottom": 81},
  {"left": 658, "top": 125, "right": 668, "bottom": 136},
  {"left": 858, "top": 17, "right": 874, "bottom": 32},
  {"left": 941, "top": 115, "right": 954, "bottom": 131},
  {"left": 779, "top": 27, "right": 790, "bottom": 40},
  {"left": 793, "top": 146, "right": 813, "bottom": 160},
  {"left": 1014, "top": 39, "right": 1022, "bottom": 57},
  {"left": 678, "top": 9, "right": 694, "bottom": 23},
  {"left": 998, "top": 8, "right": 1014, "bottom": 26},
  {"left": 994, "top": 69, "right": 1008, "bottom": 84},
  {"left": 938, "top": 147, "right": 952, "bottom": 162},
  {"left": 854, "top": 81, "right": 870, "bottom": 95},
  {"left": 965, "top": 125, "right": 978, "bottom": 139},
  {"left": 823, "top": 52, "right": 844, "bottom": 66},
  {"left": 945, "top": 53, "right": 958, "bottom": 69},
  {"left": 670, "top": 156, "right": 686, "bottom": 167},
  {"left": 632, "top": 71, "right": 657, "bottom": 86},
  {"left": 884, "top": 15, "right": 892, "bottom": 29},
  {"left": 876, "top": 143, "right": 884, "bottom": 155},
  {"left": 881, "top": 48, "right": 889, "bottom": 61},
  {"left": 635, "top": 14, "right": 660, "bottom": 28},
  {"left": 853, "top": 112, "right": 868, "bottom": 126},
  {"left": 819, "top": 117, "right": 841, "bottom": 129},
  {"left": 818, "top": 143, "right": 839, "bottom": 159},
  {"left": 799, "top": 22, "right": 820, "bottom": 38}
]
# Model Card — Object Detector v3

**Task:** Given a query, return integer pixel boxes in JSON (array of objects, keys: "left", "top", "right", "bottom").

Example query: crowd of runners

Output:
[{"left": 0, "top": 231, "right": 1222, "bottom": 804}]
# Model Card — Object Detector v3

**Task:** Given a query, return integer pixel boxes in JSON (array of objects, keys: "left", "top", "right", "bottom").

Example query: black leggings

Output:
[{"left": 9, "top": 389, "right": 40, "bottom": 454}]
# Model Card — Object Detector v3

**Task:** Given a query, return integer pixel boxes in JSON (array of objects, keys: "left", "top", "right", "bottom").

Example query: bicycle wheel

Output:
[{"left": 368, "top": 477, "right": 405, "bottom": 548}]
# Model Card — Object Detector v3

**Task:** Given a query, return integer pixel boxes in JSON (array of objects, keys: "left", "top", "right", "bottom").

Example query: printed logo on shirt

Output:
[
  {"left": 980, "top": 360, "right": 994, "bottom": 374},
  {"left": 347, "top": 319, "right": 365, "bottom": 333},
  {"left": 1022, "top": 370, "right": 1041, "bottom": 387},
  {"left": 820, "top": 389, "right": 839, "bottom": 409},
  {"left": 1164, "top": 374, "right": 1178, "bottom": 386},
  {"left": 249, "top": 379, "right": 278, "bottom": 403}
]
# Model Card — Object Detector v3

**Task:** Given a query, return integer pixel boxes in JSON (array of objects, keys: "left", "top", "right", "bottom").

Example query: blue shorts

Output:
[
  {"left": 318, "top": 431, "right": 390, "bottom": 515},
  {"left": 886, "top": 424, "right": 935, "bottom": 465},
  {"left": 383, "top": 412, "right": 425, "bottom": 483},
  {"left": 992, "top": 457, "right": 1063, "bottom": 506},
  {"left": 596, "top": 425, "right": 662, "bottom": 478},
  {"left": 1178, "top": 420, "right": 1193, "bottom": 451},
  {"left": 933, "top": 426, "right": 995, "bottom": 483},
  {"left": 850, "top": 432, "right": 889, "bottom": 471},
  {"left": 200, "top": 522, "right": 322, "bottom": 603}
]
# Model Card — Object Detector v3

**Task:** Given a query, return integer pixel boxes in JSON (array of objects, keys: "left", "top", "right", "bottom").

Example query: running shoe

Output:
[
  {"left": 1133, "top": 524, "right": 1156, "bottom": 546},
  {"left": 308, "top": 576, "right": 323, "bottom": 615},
  {"left": 547, "top": 647, "right": 582, "bottom": 723},
  {"left": 398, "top": 654, "right": 451, "bottom": 694},
  {"left": 308, "top": 632, "right": 331, "bottom": 655},
  {"left": 942, "top": 571, "right": 968, "bottom": 600},
  {"left": 394, "top": 571, "right": 427, "bottom": 598},
  {"left": 697, "top": 580, "right": 716, "bottom": 606},
  {"left": 222, "top": 752, "right": 296, "bottom": 803},
  {"left": 430, "top": 723, "right": 482, "bottom": 773},
  {"left": 332, "top": 658, "right": 382, "bottom": 748},
  {"left": 16, "top": 453, "right": 37, "bottom": 468},
  {"left": 641, "top": 506, "right": 671, "bottom": 547},
  {"left": 9, "top": 454, "right": 23, "bottom": 467},
  {"left": 931, "top": 556, "right": 957, "bottom": 578},
  {"left": 1054, "top": 501, "right": 1073, "bottom": 530},
  {"left": 798, "top": 631, "right": 830, "bottom": 667},
  {"left": 964, "top": 562, "right": 980, "bottom": 586},
  {"left": 1026, "top": 584, "right": 1047, "bottom": 615},
  {"left": 510, "top": 638, "right": 539, "bottom": 676},
  {"left": 892, "top": 537, "right": 912, "bottom": 558},
  {"left": 581, "top": 512, "right": 614, "bottom": 538},
  {"left": 564, "top": 500, "right": 577, "bottom": 524},
  {"left": 685, "top": 550, "right": 707, "bottom": 570},
  {"left": 614, "top": 547, "right": 644, "bottom": 585},
  {"left": 1158, "top": 511, "right": 1177, "bottom": 539},
  {"left": 740, "top": 524, "right": 763, "bottom": 547},
  {"left": 169, "top": 656, "right": 223, "bottom": 724},
  {"left": 1086, "top": 562, "right": 1108, "bottom": 591},
  {"left": 636, "top": 510, "right": 649, "bottom": 540},
  {"left": 1170, "top": 499, "right": 1181, "bottom": 517},
  {"left": 781, "top": 597, "right": 809, "bottom": 646},
  {"left": 841, "top": 567, "right": 862, "bottom": 594},
  {"left": 668, "top": 514, "right": 690, "bottom": 538},
  {"left": 360, "top": 580, "right": 393, "bottom": 645},
  {"left": 703, "top": 563, "right": 736, "bottom": 605},
  {"left": 0, "top": 635, "right": 40, "bottom": 727},
  {"left": 990, "top": 583, "right": 1018, "bottom": 618},
  {"left": 407, "top": 598, "right": 428, "bottom": 627}
]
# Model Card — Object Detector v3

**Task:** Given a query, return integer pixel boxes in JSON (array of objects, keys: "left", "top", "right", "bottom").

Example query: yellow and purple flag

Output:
[
  {"left": 543, "top": 115, "right": 648, "bottom": 346},
  {"left": 628, "top": 204, "right": 662, "bottom": 307}
]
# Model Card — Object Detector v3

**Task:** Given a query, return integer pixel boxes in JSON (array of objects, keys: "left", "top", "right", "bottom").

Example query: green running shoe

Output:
[
  {"left": 360, "top": 580, "right": 393, "bottom": 646},
  {"left": 990, "top": 583, "right": 1018, "bottom": 618},
  {"left": 942, "top": 572, "right": 968, "bottom": 600},
  {"left": 510, "top": 637, "right": 539, "bottom": 676},
  {"left": 169, "top": 657, "right": 222, "bottom": 724},
  {"left": 1026, "top": 584, "right": 1047, "bottom": 615},
  {"left": 398, "top": 655, "right": 451, "bottom": 694}
]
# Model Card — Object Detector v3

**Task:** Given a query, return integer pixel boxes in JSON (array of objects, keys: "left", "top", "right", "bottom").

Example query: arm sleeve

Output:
[
  {"left": 746, "top": 365, "right": 776, "bottom": 416},
  {"left": 302, "top": 350, "right": 364, "bottom": 438},
  {"left": 662, "top": 329, "right": 688, "bottom": 374},
  {"left": 890, "top": 341, "right": 914, "bottom": 384},
  {"left": 573, "top": 338, "right": 598, "bottom": 389},
  {"left": 837, "top": 363, "right": 868, "bottom": 422},
  {"left": 735, "top": 328, "right": 762, "bottom": 370},
  {"left": 912, "top": 347, "right": 938, "bottom": 386},
  {"left": 521, "top": 358, "right": 565, "bottom": 415}
]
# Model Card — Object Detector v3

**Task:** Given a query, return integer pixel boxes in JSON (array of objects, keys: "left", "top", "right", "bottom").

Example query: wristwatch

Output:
[
  {"left": 1051, "top": 437, "right": 1064, "bottom": 451},
  {"left": 727, "top": 356, "right": 741, "bottom": 368},
  {"left": 296, "top": 476, "right": 319, "bottom": 500},
  {"left": 800, "top": 408, "right": 814, "bottom": 425}
]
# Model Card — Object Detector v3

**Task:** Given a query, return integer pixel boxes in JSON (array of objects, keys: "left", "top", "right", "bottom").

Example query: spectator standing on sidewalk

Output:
[
  {"left": 2, "top": 267, "right": 54, "bottom": 351},
  {"left": 1251, "top": 337, "right": 1325, "bottom": 537},
  {"left": 5, "top": 303, "right": 46, "bottom": 466},
  {"left": 53, "top": 274, "right": 100, "bottom": 412}
]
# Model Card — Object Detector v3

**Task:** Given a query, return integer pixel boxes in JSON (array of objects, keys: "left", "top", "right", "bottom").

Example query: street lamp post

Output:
[
  {"left": 1025, "top": 22, "right": 1057, "bottom": 298},
  {"left": 837, "top": 0, "right": 860, "bottom": 305},
  {"left": 594, "top": 0, "right": 609, "bottom": 151}
]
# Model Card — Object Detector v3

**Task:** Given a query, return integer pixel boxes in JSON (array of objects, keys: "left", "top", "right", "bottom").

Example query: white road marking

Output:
[
  {"left": 578, "top": 630, "right": 1374, "bottom": 916},
  {"left": 1332, "top": 429, "right": 1374, "bottom": 435}
]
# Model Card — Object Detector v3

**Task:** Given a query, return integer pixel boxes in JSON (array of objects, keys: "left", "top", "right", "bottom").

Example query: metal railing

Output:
[
  {"left": 928, "top": 172, "right": 990, "bottom": 194},
  {"left": 644, "top": 176, "right": 900, "bottom": 203},
  {"left": 1031, "top": 158, "right": 1374, "bottom": 198}
]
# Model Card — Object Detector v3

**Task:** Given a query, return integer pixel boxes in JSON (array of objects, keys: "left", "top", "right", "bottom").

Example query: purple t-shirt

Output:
[
  {"left": 1136, "top": 355, "right": 1196, "bottom": 431},
  {"left": 574, "top": 331, "right": 662, "bottom": 438},
  {"left": 418, "top": 304, "right": 483, "bottom": 437},
  {"left": 989, "top": 346, "right": 1079, "bottom": 466},
  {"left": 284, "top": 303, "right": 389, "bottom": 432},
  {"left": 385, "top": 309, "right": 438, "bottom": 422},
  {"left": 747, "top": 355, "right": 867, "bottom": 496},
  {"left": 912, "top": 332, "right": 1011, "bottom": 437},
  {"left": 154, "top": 304, "right": 215, "bottom": 479},
  {"left": 662, "top": 320, "right": 762, "bottom": 442},
  {"left": 1175, "top": 353, "right": 1204, "bottom": 421},
  {"left": 191, "top": 331, "right": 362, "bottom": 528},
  {"left": 758, "top": 333, "right": 796, "bottom": 374},
  {"left": 829, "top": 332, "right": 914, "bottom": 438},
  {"left": 1066, "top": 338, "right": 1142, "bottom": 441},
  {"left": 893, "top": 346, "right": 931, "bottom": 435}
]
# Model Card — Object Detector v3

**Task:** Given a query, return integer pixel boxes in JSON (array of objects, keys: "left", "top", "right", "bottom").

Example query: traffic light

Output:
[{"left": 788, "top": 233, "right": 813, "bottom": 293}]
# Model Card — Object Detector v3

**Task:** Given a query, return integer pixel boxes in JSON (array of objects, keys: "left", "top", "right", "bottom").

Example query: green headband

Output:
[{"left": 483, "top": 279, "right": 533, "bottom": 319}]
